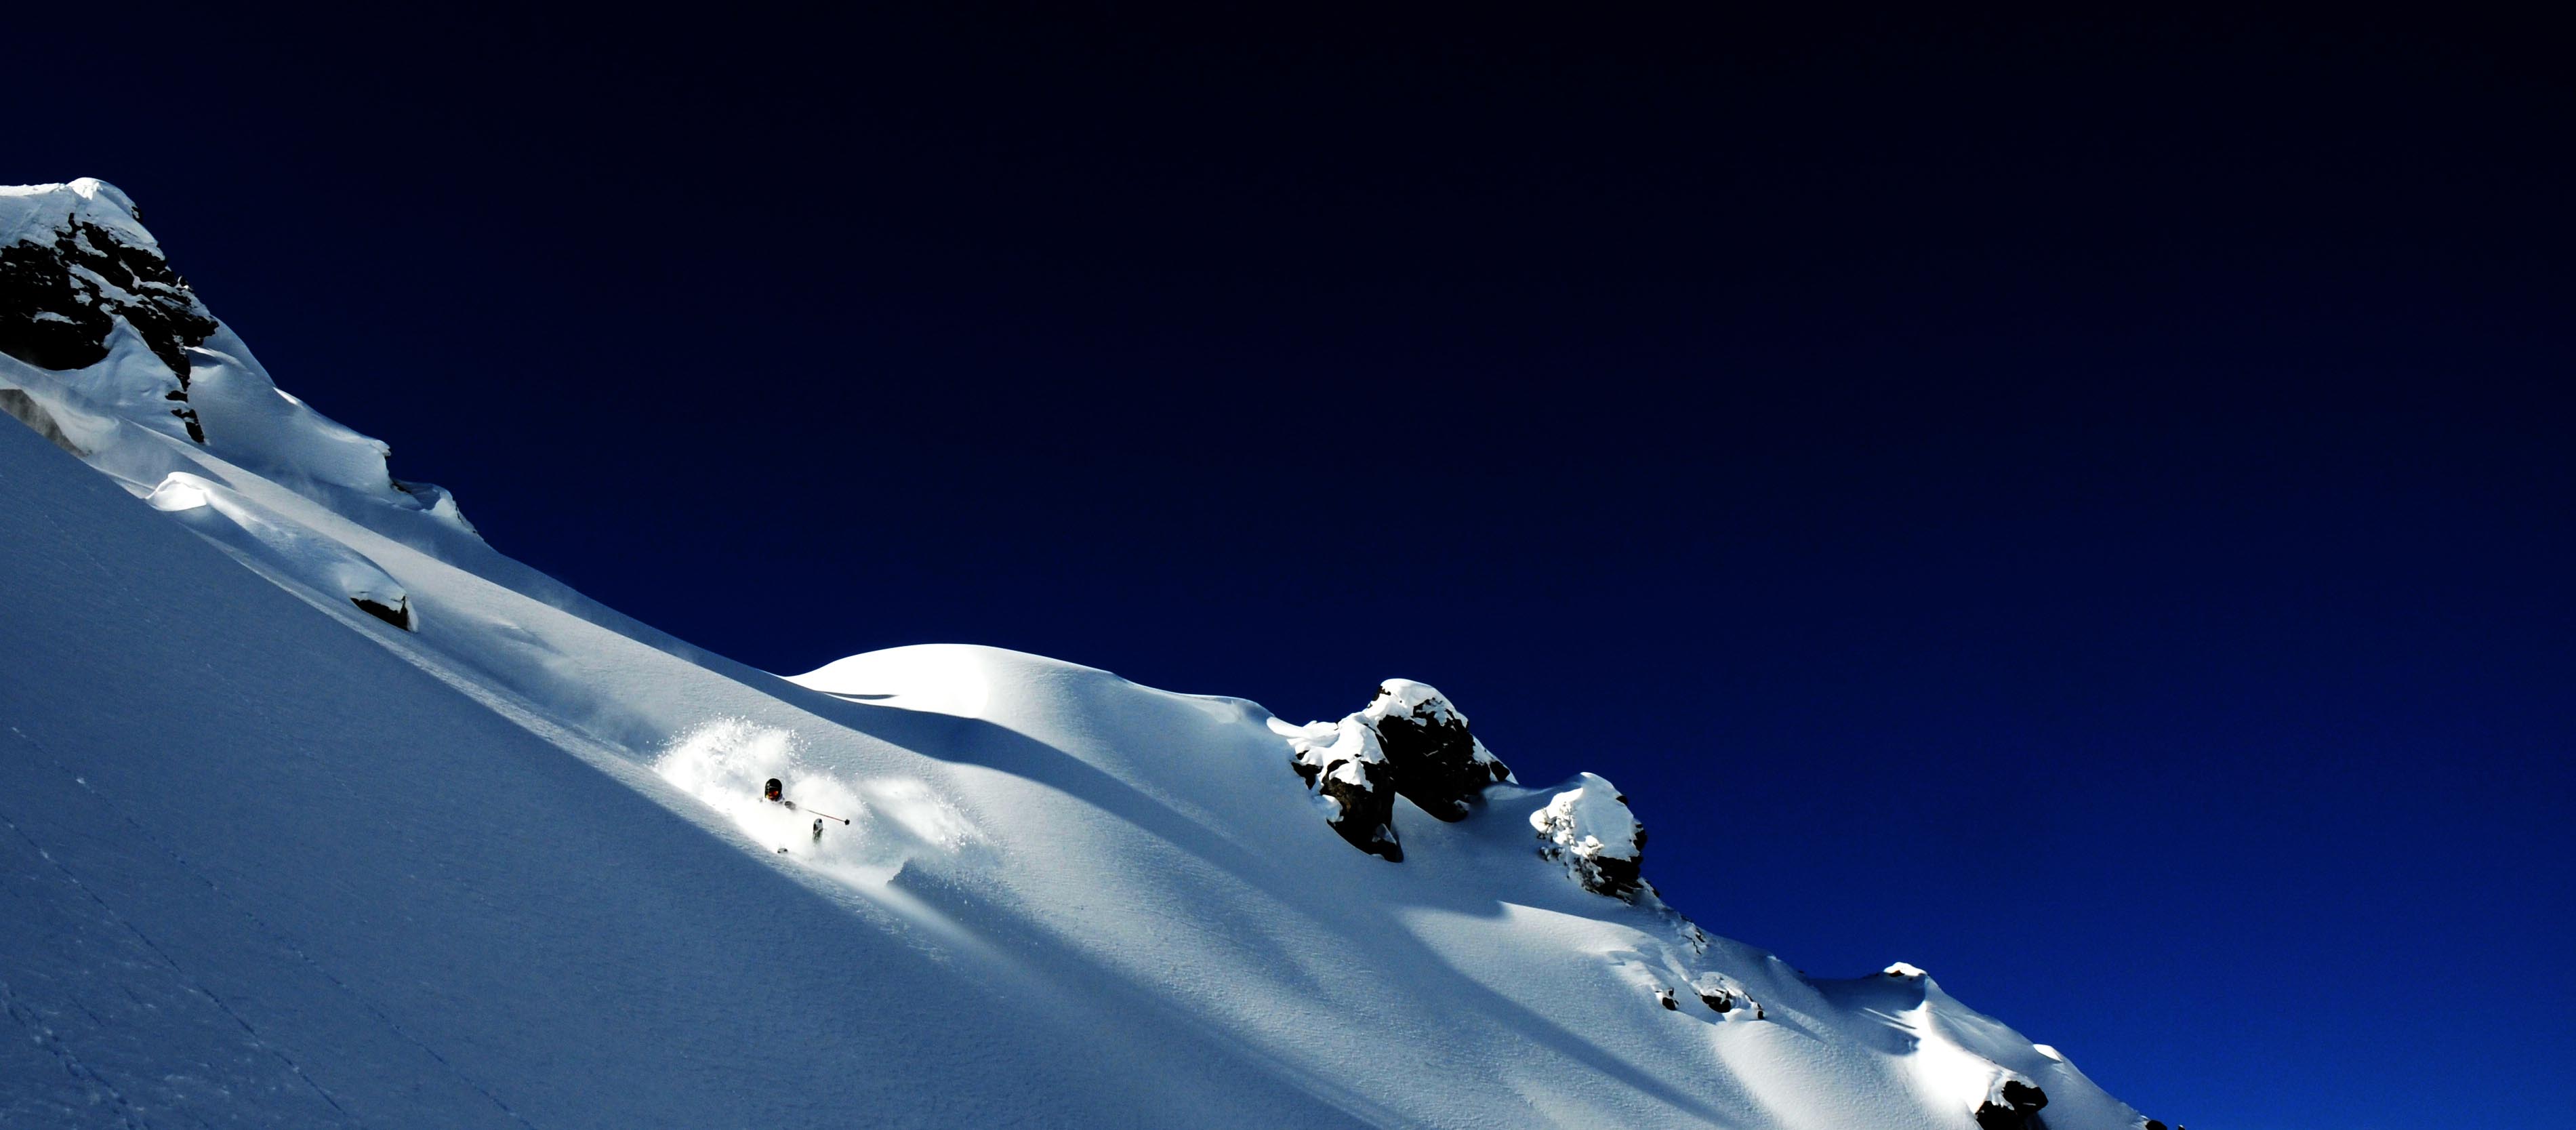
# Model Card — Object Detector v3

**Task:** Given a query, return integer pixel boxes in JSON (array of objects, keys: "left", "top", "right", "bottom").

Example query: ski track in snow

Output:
[
  {"left": 0, "top": 954, "right": 148, "bottom": 1130},
  {"left": 1, "top": 731, "right": 351, "bottom": 1129},
  {"left": 4, "top": 724, "right": 530, "bottom": 1129}
]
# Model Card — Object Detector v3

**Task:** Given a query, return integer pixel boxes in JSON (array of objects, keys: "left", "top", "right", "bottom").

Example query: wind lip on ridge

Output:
[{"left": 1, "top": 178, "right": 156, "bottom": 247}]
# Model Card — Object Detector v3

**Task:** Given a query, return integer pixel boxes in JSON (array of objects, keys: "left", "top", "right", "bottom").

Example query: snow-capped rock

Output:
[
  {"left": 1530, "top": 771, "right": 1648, "bottom": 900},
  {"left": 1, "top": 179, "right": 217, "bottom": 441},
  {"left": 1281, "top": 714, "right": 1402, "bottom": 859},
  {"left": 0, "top": 180, "right": 474, "bottom": 538},
  {"left": 1283, "top": 679, "right": 1514, "bottom": 860},
  {"left": 1690, "top": 971, "right": 1745, "bottom": 1014},
  {"left": 1358, "top": 679, "right": 1515, "bottom": 820}
]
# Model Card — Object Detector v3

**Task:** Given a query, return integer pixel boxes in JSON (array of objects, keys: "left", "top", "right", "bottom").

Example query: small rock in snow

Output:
[
  {"left": 352, "top": 595, "right": 413, "bottom": 631},
  {"left": 1690, "top": 972, "right": 1738, "bottom": 1014}
]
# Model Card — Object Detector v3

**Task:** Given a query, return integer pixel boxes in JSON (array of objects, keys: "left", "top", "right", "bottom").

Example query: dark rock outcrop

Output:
[
  {"left": 1287, "top": 720, "right": 1401, "bottom": 861},
  {"left": 1578, "top": 839, "right": 1643, "bottom": 900},
  {"left": 1690, "top": 973, "right": 1737, "bottom": 1013},
  {"left": 1974, "top": 1080, "right": 2049, "bottom": 1130},
  {"left": 1364, "top": 680, "right": 1513, "bottom": 820},
  {"left": 1286, "top": 680, "right": 1513, "bottom": 861},
  {"left": 1, "top": 202, "right": 217, "bottom": 443}
]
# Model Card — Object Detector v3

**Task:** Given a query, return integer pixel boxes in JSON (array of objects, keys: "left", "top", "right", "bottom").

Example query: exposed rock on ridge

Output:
[
  {"left": 2, "top": 179, "right": 480, "bottom": 542},
  {"left": 1363, "top": 679, "right": 1514, "bottom": 820},
  {"left": 1974, "top": 1078, "right": 2050, "bottom": 1130},
  {"left": 1, "top": 180, "right": 216, "bottom": 441},
  {"left": 1282, "top": 679, "right": 1514, "bottom": 861},
  {"left": 1285, "top": 714, "right": 1402, "bottom": 860},
  {"left": 1280, "top": 683, "right": 1719, "bottom": 1007},
  {"left": 1282, "top": 683, "right": 1664, "bottom": 906},
  {"left": 1530, "top": 773, "right": 1648, "bottom": 901}
]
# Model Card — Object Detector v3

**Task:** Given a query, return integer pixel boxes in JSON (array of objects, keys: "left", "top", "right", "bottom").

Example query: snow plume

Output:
[
  {"left": 653, "top": 717, "right": 982, "bottom": 885},
  {"left": 656, "top": 718, "right": 867, "bottom": 874}
]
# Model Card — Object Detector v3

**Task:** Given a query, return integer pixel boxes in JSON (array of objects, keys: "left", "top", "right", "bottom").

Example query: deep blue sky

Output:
[{"left": 16, "top": 7, "right": 2571, "bottom": 1127}]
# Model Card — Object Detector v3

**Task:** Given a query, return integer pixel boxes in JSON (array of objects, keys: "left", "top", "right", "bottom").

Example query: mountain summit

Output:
[{"left": 1, "top": 181, "right": 2174, "bottom": 1129}]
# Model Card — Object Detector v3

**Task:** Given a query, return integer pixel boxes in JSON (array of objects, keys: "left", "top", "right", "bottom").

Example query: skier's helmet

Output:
[{"left": 763, "top": 777, "right": 783, "bottom": 801}]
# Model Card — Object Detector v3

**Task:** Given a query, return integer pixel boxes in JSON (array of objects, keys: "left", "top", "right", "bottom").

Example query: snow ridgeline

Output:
[
  {"left": 0, "top": 179, "right": 474, "bottom": 554},
  {"left": 1, "top": 181, "right": 481, "bottom": 636},
  {"left": 1, "top": 178, "right": 2185, "bottom": 1130},
  {"left": 1, "top": 179, "right": 213, "bottom": 439}
]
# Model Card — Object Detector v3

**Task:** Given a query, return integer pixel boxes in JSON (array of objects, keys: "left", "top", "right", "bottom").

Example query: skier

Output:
[{"left": 762, "top": 777, "right": 829, "bottom": 843}]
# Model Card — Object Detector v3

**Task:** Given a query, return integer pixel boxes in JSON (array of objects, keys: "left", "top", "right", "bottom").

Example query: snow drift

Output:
[{"left": 0, "top": 180, "right": 2181, "bottom": 1129}]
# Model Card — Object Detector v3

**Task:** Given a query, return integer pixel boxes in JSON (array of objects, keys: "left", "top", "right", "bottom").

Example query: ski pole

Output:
[{"left": 803, "top": 809, "right": 851, "bottom": 824}]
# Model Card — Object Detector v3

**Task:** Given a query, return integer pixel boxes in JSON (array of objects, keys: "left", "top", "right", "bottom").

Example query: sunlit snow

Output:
[{"left": 0, "top": 179, "right": 2161, "bottom": 1129}]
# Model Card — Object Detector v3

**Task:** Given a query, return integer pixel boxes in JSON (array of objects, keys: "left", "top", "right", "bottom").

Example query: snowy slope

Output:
[{"left": 0, "top": 180, "right": 2174, "bottom": 1129}]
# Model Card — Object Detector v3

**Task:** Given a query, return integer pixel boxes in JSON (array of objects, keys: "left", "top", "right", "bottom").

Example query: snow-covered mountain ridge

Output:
[{"left": 1, "top": 179, "right": 2178, "bottom": 1129}]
